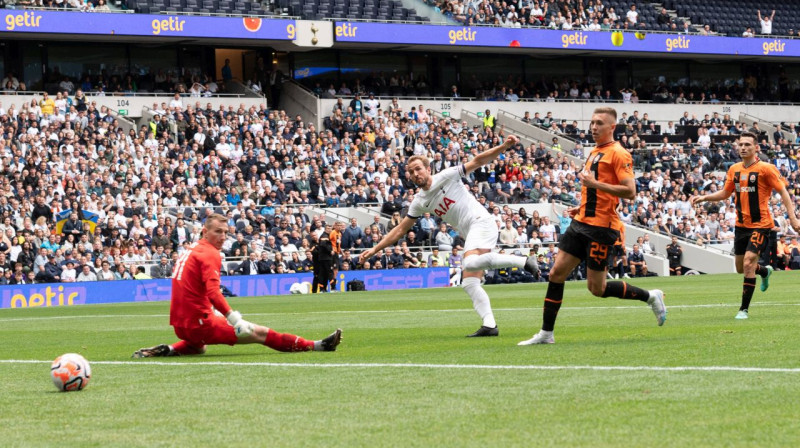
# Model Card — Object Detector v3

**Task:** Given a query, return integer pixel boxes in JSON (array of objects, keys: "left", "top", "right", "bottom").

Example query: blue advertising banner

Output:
[
  {"left": 334, "top": 21, "right": 797, "bottom": 58},
  {"left": 0, "top": 267, "right": 451, "bottom": 309},
  {"left": 1, "top": 10, "right": 296, "bottom": 40}
]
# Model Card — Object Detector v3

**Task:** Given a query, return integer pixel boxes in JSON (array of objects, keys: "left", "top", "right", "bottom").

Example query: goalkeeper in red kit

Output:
[{"left": 133, "top": 214, "right": 341, "bottom": 357}]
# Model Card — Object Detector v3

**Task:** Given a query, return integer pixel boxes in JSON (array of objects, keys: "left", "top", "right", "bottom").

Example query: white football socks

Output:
[
  {"left": 462, "top": 277, "right": 496, "bottom": 328},
  {"left": 462, "top": 252, "right": 526, "bottom": 272}
]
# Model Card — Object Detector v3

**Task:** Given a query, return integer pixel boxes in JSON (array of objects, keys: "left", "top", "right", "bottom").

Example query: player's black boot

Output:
[
  {"left": 132, "top": 344, "right": 174, "bottom": 358},
  {"left": 319, "top": 329, "right": 343, "bottom": 351},
  {"left": 467, "top": 326, "right": 499, "bottom": 337}
]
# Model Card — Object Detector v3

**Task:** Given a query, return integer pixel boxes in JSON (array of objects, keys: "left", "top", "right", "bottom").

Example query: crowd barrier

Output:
[{"left": 0, "top": 268, "right": 451, "bottom": 309}]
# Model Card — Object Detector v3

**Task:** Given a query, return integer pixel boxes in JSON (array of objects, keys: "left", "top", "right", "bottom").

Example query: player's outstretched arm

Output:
[
  {"left": 777, "top": 187, "right": 800, "bottom": 232},
  {"left": 462, "top": 135, "right": 519, "bottom": 175},
  {"left": 359, "top": 217, "right": 416, "bottom": 264},
  {"left": 691, "top": 189, "right": 731, "bottom": 206}
]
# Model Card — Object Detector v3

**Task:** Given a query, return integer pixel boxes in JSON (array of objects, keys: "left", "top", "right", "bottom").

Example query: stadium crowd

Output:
[
  {"left": 427, "top": 0, "right": 794, "bottom": 37},
  {"left": 2, "top": 0, "right": 112, "bottom": 12},
  {"left": 2, "top": 75, "right": 800, "bottom": 286},
  {"left": 1, "top": 67, "right": 228, "bottom": 98}
]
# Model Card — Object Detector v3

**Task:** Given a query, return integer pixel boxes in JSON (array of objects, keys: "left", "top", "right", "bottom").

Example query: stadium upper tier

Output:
[
  {"left": 665, "top": 0, "right": 795, "bottom": 37},
  {"left": 427, "top": 0, "right": 796, "bottom": 37},
  {"left": 284, "top": 0, "right": 429, "bottom": 22},
  {"left": 116, "top": 0, "right": 430, "bottom": 21},
  {"left": 126, "top": 0, "right": 268, "bottom": 15}
]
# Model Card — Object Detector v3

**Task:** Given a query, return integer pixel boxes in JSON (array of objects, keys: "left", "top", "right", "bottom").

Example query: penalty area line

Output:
[{"left": 2, "top": 359, "right": 800, "bottom": 374}]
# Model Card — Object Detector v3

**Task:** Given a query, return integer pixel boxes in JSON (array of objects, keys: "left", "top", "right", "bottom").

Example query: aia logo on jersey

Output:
[{"left": 433, "top": 197, "right": 455, "bottom": 217}]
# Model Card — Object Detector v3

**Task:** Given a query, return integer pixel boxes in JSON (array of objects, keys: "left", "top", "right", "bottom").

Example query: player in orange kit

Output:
[
  {"left": 692, "top": 131, "right": 800, "bottom": 319},
  {"left": 133, "top": 213, "right": 341, "bottom": 357},
  {"left": 519, "top": 107, "right": 666, "bottom": 345}
]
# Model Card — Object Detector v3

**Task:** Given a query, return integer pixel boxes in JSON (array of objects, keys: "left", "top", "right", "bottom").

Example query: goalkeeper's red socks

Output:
[
  {"left": 264, "top": 328, "right": 314, "bottom": 352},
  {"left": 171, "top": 340, "right": 206, "bottom": 355}
]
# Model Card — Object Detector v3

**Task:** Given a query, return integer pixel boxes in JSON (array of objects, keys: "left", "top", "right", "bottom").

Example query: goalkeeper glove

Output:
[
  {"left": 226, "top": 310, "right": 243, "bottom": 326},
  {"left": 227, "top": 310, "right": 255, "bottom": 338}
]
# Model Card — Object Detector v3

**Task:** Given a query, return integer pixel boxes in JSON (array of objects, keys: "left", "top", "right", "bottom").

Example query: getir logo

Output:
[
  {"left": 5, "top": 12, "right": 42, "bottom": 31},
  {"left": 762, "top": 39, "right": 785, "bottom": 55},
  {"left": 8, "top": 285, "right": 80, "bottom": 308},
  {"left": 449, "top": 27, "right": 476, "bottom": 45},
  {"left": 666, "top": 36, "right": 690, "bottom": 52},
  {"left": 152, "top": 16, "right": 185, "bottom": 35},
  {"left": 562, "top": 32, "right": 588, "bottom": 48},
  {"left": 335, "top": 23, "right": 357, "bottom": 37}
]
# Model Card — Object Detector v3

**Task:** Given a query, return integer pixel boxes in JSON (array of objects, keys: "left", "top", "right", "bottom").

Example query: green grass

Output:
[{"left": 2, "top": 273, "right": 800, "bottom": 447}]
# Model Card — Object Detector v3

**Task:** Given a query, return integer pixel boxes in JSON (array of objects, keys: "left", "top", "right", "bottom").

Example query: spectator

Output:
[
  {"left": 666, "top": 236, "right": 683, "bottom": 276},
  {"left": 657, "top": 7, "right": 672, "bottom": 26},
  {"left": 626, "top": 4, "right": 638, "bottom": 26},
  {"left": 36, "top": 255, "right": 62, "bottom": 283},
  {"left": 97, "top": 261, "right": 116, "bottom": 281},
  {"left": 61, "top": 261, "right": 78, "bottom": 283},
  {"left": 628, "top": 244, "right": 648, "bottom": 277},
  {"left": 221, "top": 59, "right": 233, "bottom": 82},
  {"left": 341, "top": 218, "right": 365, "bottom": 250},
  {"left": 434, "top": 223, "right": 454, "bottom": 251},
  {"left": 418, "top": 213, "right": 436, "bottom": 243},
  {"left": 78, "top": 264, "right": 99, "bottom": 282},
  {"left": 152, "top": 256, "right": 174, "bottom": 278},
  {"left": 133, "top": 266, "right": 152, "bottom": 280},
  {"left": 758, "top": 10, "right": 776, "bottom": 35}
]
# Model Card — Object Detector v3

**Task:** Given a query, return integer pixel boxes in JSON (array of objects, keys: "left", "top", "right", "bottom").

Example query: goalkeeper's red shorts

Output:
[{"left": 173, "top": 314, "right": 237, "bottom": 346}]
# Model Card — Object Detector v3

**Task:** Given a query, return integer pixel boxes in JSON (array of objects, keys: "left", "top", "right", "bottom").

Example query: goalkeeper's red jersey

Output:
[{"left": 169, "top": 239, "right": 231, "bottom": 329}]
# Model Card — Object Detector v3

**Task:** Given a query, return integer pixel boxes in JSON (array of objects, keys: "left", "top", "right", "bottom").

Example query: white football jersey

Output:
[{"left": 407, "top": 165, "right": 491, "bottom": 234}]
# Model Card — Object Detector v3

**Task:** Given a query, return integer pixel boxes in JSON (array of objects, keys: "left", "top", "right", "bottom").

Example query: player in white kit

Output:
[{"left": 360, "top": 135, "right": 539, "bottom": 337}]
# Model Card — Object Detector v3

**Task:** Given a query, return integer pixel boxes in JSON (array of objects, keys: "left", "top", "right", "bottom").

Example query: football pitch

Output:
[{"left": 1, "top": 273, "right": 799, "bottom": 447}]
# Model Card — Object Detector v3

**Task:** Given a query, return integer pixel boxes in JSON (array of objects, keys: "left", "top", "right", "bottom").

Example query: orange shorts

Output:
[{"left": 174, "top": 314, "right": 238, "bottom": 346}]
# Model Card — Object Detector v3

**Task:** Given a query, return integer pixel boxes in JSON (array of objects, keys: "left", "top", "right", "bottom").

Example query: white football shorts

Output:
[{"left": 462, "top": 217, "right": 500, "bottom": 253}]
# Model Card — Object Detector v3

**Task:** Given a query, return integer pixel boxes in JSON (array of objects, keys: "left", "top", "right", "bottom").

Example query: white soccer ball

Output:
[{"left": 50, "top": 353, "right": 91, "bottom": 392}]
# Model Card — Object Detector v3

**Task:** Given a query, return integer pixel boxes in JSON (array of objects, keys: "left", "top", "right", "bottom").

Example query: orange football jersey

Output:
[
  {"left": 723, "top": 161, "right": 787, "bottom": 229},
  {"left": 575, "top": 141, "right": 634, "bottom": 232}
]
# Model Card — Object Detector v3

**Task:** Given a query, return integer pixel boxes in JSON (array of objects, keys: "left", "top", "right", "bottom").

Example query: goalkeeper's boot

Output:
[
  {"left": 518, "top": 330, "right": 555, "bottom": 345},
  {"left": 647, "top": 289, "right": 667, "bottom": 326},
  {"left": 132, "top": 344, "right": 174, "bottom": 358},
  {"left": 760, "top": 265, "right": 774, "bottom": 292},
  {"left": 467, "top": 325, "right": 499, "bottom": 337},
  {"left": 319, "top": 329, "right": 342, "bottom": 351}
]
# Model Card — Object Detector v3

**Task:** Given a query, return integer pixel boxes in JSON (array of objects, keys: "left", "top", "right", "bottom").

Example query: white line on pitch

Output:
[
  {"left": 1, "top": 301, "right": 799, "bottom": 323},
  {"left": 2, "top": 359, "right": 799, "bottom": 374}
]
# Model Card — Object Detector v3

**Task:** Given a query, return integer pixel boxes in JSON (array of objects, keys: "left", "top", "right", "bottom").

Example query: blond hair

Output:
[
  {"left": 593, "top": 107, "right": 618, "bottom": 121},
  {"left": 204, "top": 213, "right": 228, "bottom": 228}
]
